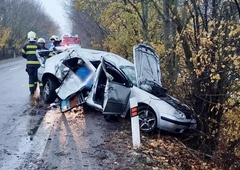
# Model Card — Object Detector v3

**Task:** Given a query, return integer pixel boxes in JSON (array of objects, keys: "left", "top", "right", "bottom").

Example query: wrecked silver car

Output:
[{"left": 36, "top": 44, "right": 197, "bottom": 133}]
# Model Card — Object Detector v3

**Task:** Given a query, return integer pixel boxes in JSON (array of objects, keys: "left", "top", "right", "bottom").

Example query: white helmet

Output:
[
  {"left": 50, "top": 35, "right": 60, "bottom": 41},
  {"left": 27, "top": 31, "right": 36, "bottom": 41},
  {"left": 37, "top": 38, "right": 45, "bottom": 43}
]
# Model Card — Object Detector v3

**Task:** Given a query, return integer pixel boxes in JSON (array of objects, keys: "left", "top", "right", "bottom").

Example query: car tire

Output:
[
  {"left": 138, "top": 105, "right": 157, "bottom": 133},
  {"left": 43, "top": 78, "right": 59, "bottom": 104}
]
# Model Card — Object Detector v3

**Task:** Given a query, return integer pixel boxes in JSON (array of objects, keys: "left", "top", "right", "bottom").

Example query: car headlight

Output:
[{"left": 174, "top": 110, "right": 186, "bottom": 119}]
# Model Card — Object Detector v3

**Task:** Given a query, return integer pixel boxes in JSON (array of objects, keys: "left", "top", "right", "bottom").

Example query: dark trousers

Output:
[{"left": 27, "top": 67, "right": 43, "bottom": 94}]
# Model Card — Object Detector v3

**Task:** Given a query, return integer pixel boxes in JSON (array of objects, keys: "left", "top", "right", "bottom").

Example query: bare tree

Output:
[{"left": 0, "top": 0, "right": 60, "bottom": 59}]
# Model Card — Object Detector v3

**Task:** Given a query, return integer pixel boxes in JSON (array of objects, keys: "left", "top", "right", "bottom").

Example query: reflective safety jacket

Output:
[{"left": 22, "top": 41, "right": 40, "bottom": 67}]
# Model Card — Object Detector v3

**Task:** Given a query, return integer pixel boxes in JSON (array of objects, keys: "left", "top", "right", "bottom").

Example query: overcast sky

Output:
[{"left": 38, "top": 0, "right": 71, "bottom": 36}]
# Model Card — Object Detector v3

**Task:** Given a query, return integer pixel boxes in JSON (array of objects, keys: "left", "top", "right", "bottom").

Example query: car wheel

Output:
[
  {"left": 43, "top": 78, "right": 59, "bottom": 104},
  {"left": 138, "top": 105, "right": 157, "bottom": 133}
]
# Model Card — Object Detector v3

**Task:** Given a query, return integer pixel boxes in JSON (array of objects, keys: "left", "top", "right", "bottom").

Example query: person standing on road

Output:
[
  {"left": 37, "top": 37, "right": 49, "bottom": 59},
  {"left": 22, "top": 31, "right": 41, "bottom": 95},
  {"left": 36, "top": 37, "right": 49, "bottom": 96}
]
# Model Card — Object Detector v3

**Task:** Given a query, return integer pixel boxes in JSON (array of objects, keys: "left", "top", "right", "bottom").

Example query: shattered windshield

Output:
[{"left": 120, "top": 65, "right": 137, "bottom": 86}]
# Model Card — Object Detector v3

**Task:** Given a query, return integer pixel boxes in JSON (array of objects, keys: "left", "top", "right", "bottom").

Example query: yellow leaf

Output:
[
  {"left": 212, "top": 74, "right": 221, "bottom": 80},
  {"left": 211, "top": 68, "right": 215, "bottom": 73},
  {"left": 233, "top": 59, "right": 239, "bottom": 66}
]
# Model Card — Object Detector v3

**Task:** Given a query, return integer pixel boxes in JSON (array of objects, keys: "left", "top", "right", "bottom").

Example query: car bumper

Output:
[{"left": 160, "top": 116, "right": 197, "bottom": 133}]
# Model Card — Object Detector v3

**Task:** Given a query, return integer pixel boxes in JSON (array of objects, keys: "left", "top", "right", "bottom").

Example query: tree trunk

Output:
[
  {"left": 162, "top": 0, "right": 180, "bottom": 88},
  {"left": 141, "top": 0, "right": 149, "bottom": 42}
]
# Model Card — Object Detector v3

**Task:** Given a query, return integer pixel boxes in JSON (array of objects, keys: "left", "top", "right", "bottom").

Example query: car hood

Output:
[
  {"left": 133, "top": 44, "right": 162, "bottom": 87},
  {"left": 160, "top": 95, "right": 195, "bottom": 119}
]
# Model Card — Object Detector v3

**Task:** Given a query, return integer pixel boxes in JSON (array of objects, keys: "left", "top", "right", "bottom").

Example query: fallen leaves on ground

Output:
[
  {"left": 57, "top": 107, "right": 238, "bottom": 170},
  {"left": 101, "top": 119, "right": 222, "bottom": 170}
]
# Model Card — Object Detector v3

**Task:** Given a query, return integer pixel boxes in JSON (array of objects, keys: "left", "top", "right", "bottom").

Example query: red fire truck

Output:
[{"left": 61, "top": 34, "right": 80, "bottom": 46}]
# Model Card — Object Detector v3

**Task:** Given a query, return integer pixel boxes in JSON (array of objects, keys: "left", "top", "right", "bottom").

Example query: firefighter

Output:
[
  {"left": 37, "top": 38, "right": 48, "bottom": 50},
  {"left": 37, "top": 37, "right": 50, "bottom": 59},
  {"left": 48, "top": 35, "right": 62, "bottom": 57},
  {"left": 49, "top": 35, "right": 62, "bottom": 50},
  {"left": 22, "top": 31, "right": 41, "bottom": 95}
]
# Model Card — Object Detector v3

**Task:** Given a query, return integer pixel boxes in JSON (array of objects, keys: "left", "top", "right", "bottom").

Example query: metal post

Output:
[{"left": 130, "top": 97, "right": 141, "bottom": 147}]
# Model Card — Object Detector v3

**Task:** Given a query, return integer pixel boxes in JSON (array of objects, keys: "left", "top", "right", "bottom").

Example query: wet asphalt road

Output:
[
  {"left": 0, "top": 57, "right": 124, "bottom": 170},
  {"left": 0, "top": 57, "right": 28, "bottom": 166},
  {"left": 0, "top": 57, "right": 50, "bottom": 169},
  {"left": 0, "top": 57, "right": 29, "bottom": 115}
]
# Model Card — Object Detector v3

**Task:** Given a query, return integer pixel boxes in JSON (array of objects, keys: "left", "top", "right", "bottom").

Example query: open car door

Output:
[
  {"left": 101, "top": 57, "right": 132, "bottom": 115},
  {"left": 133, "top": 43, "right": 162, "bottom": 87}
]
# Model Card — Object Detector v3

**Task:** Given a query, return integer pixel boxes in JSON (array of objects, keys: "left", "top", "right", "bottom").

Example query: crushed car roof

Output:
[{"left": 72, "top": 47, "right": 134, "bottom": 68}]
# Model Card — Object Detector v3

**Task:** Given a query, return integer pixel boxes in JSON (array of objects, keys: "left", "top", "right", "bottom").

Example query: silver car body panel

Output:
[
  {"left": 55, "top": 49, "right": 96, "bottom": 99},
  {"left": 103, "top": 80, "right": 131, "bottom": 115},
  {"left": 133, "top": 44, "right": 162, "bottom": 86},
  {"left": 130, "top": 86, "right": 196, "bottom": 132},
  {"left": 101, "top": 58, "right": 131, "bottom": 115},
  {"left": 37, "top": 50, "right": 68, "bottom": 82}
]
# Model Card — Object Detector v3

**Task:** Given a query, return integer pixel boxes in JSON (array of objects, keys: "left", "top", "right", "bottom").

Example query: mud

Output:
[{"left": 15, "top": 100, "right": 140, "bottom": 170}]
